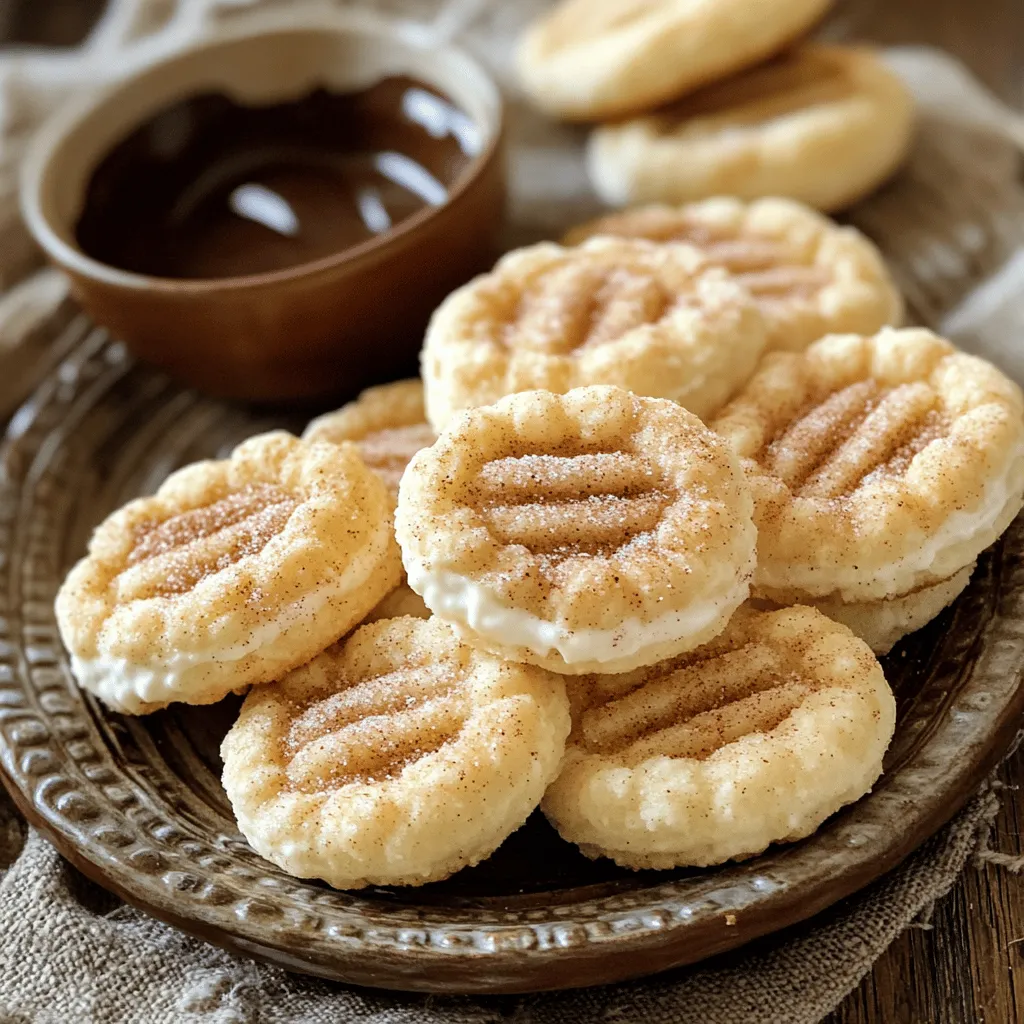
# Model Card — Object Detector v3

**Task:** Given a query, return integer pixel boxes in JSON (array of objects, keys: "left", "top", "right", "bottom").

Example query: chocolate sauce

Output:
[{"left": 75, "top": 77, "right": 479, "bottom": 279}]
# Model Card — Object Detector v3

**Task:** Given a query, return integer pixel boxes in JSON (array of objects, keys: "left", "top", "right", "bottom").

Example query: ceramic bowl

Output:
[{"left": 20, "top": 10, "right": 505, "bottom": 403}]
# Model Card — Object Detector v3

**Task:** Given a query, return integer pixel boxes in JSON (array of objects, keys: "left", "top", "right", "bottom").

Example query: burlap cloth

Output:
[{"left": 1, "top": 3, "right": 1024, "bottom": 1022}]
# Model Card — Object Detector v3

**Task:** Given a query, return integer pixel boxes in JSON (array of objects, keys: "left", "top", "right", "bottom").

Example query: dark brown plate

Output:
[{"left": 0, "top": 322, "right": 1022, "bottom": 993}]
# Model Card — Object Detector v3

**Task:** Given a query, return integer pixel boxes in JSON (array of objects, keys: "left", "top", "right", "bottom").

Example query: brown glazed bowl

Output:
[{"left": 20, "top": 10, "right": 505, "bottom": 403}]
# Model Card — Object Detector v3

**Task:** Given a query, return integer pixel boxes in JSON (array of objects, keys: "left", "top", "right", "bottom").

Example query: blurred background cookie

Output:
[
  {"left": 517, "top": 0, "right": 834, "bottom": 122},
  {"left": 565, "top": 197, "right": 902, "bottom": 350},
  {"left": 587, "top": 44, "right": 914, "bottom": 211},
  {"left": 421, "top": 236, "right": 766, "bottom": 430}
]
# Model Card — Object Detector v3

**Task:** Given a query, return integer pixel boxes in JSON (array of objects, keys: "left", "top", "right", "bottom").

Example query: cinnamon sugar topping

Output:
[
  {"left": 355, "top": 423, "right": 436, "bottom": 494},
  {"left": 762, "top": 380, "right": 946, "bottom": 498},
  {"left": 284, "top": 662, "right": 468, "bottom": 790},
  {"left": 566, "top": 213, "right": 831, "bottom": 306},
  {"left": 563, "top": 199, "right": 902, "bottom": 355},
  {"left": 506, "top": 262, "right": 679, "bottom": 353},
  {"left": 124, "top": 483, "right": 298, "bottom": 597},
  {"left": 574, "top": 632, "right": 829, "bottom": 765},
  {"left": 470, "top": 449, "right": 670, "bottom": 559}
]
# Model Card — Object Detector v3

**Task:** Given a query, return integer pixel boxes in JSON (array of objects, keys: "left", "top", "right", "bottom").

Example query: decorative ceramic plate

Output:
[{"left": 0, "top": 315, "right": 1022, "bottom": 994}]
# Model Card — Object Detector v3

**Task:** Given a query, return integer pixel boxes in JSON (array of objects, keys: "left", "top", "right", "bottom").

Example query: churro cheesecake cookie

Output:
[
  {"left": 711, "top": 328, "right": 1024, "bottom": 651},
  {"left": 221, "top": 616, "right": 570, "bottom": 889},
  {"left": 588, "top": 45, "right": 914, "bottom": 212},
  {"left": 543, "top": 605, "right": 895, "bottom": 868},
  {"left": 421, "top": 236, "right": 766, "bottom": 431},
  {"left": 56, "top": 432, "right": 401, "bottom": 713},
  {"left": 396, "top": 386, "right": 756, "bottom": 675},
  {"left": 564, "top": 197, "right": 902, "bottom": 351},
  {"left": 303, "top": 379, "right": 435, "bottom": 501},
  {"left": 516, "top": 0, "right": 833, "bottom": 122}
]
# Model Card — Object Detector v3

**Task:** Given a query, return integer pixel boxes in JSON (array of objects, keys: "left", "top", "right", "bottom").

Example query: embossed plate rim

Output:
[{"left": 0, "top": 332, "right": 1022, "bottom": 993}]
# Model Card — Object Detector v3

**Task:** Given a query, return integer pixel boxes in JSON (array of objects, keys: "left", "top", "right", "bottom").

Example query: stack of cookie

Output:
[
  {"left": 54, "top": 192, "right": 1024, "bottom": 890},
  {"left": 516, "top": 0, "right": 915, "bottom": 212}
]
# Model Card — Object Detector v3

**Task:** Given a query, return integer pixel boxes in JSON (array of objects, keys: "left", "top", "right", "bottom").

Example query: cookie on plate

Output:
[
  {"left": 396, "top": 386, "right": 756, "bottom": 675},
  {"left": 564, "top": 197, "right": 902, "bottom": 351},
  {"left": 587, "top": 45, "right": 914, "bottom": 212},
  {"left": 55, "top": 432, "right": 401, "bottom": 713},
  {"left": 222, "top": 616, "right": 570, "bottom": 889},
  {"left": 543, "top": 605, "right": 895, "bottom": 868},
  {"left": 421, "top": 236, "right": 766, "bottom": 431},
  {"left": 303, "top": 379, "right": 435, "bottom": 501},
  {"left": 711, "top": 328, "right": 1024, "bottom": 652},
  {"left": 517, "top": 0, "right": 833, "bottom": 121}
]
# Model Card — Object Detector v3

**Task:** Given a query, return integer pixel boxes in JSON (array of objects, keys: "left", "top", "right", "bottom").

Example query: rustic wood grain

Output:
[
  {"left": 3, "top": 1, "right": 1024, "bottom": 1021},
  {"left": 826, "top": 747, "right": 1024, "bottom": 1024}
]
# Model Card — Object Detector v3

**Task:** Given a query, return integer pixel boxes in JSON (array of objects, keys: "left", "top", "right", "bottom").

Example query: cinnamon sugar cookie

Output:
[
  {"left": 543, "top": 605, "right": 895, "bottom": 868},
  {"left": 396, "top": 386, "right": 756, "bottom": 675},
  {"left": 711, "top": 328, "right": 1024, "bottom": 650},
  {"left": 56, "top": 432, "right": 401, "bottom": 714},
  {"left": 588, "top": 45, "right": 914, "bottom": 212},
  {"left": 564, "top": 198, "right": 902, "bottom": 351},
  {"left": 303, "top": 379, "right": 434, "bottom": 501},
  {"left": 221, "top": 616, "right": 570, "bottom": 889},
  {"left": 517, "top": 0, "right": 832, "bottom": 122},
  {"left": 421, "top": 237, "right": 766, "bottom": 431}
]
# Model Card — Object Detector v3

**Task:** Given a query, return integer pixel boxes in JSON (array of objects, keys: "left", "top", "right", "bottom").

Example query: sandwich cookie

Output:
[
  {"left": 396, "top": 386, "right": 756, "bottom": 674},
  {"left": 564, "top": 197, "right": 902, "bottom": 351},
  {"left": 421, "top": 236, "right": 766, "bottom": 431},
  {"left": 711, "top": 328, "right": 1024, "bottom": 652},
  {"left": 543, "top": 605, "right": 895, "bottom": 868},
  {"left": 55, "top": 432, "right": 401, "bottom": 713}
]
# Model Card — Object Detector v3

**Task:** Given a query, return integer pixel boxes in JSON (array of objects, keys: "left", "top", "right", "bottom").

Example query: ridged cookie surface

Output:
[
  {"left": 222, "top": 617, "right": 570, "bottom": 889},
  {"left": 422, "top": 237, "right": 766, "bottom": 431},
  {"left": 543, "top": 605, "right": 895, "bottom": 868},
  {"left": 56, "top": 432, "right": 401, "bottom": 713},
  {"left": 397, "top": 386, "right": 756, "bottom": 674}
]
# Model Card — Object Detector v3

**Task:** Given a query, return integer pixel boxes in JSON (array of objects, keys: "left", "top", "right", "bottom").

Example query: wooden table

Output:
[
  {"left": 3, "top": 2, "right": 1024, "bottom": 1022},
  {"left": 827, "top": 743, "right": 1024, "bottom": 1024}
]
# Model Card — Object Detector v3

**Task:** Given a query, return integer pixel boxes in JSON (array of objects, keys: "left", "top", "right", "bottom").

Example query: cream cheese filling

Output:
[{"left": 407, "top": 564, "right": 749, "bottom": 666}]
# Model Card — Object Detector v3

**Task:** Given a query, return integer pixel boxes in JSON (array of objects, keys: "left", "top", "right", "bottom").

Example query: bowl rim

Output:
[{"left": 19, "top": 9, "right": 505, "bottom": 294}]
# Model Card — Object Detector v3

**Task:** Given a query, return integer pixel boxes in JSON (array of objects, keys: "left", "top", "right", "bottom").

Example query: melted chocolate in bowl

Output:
[{"left": 74, "top": 76, "right": 479, "bottom": 279}]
